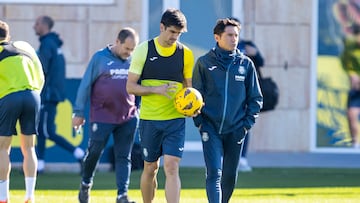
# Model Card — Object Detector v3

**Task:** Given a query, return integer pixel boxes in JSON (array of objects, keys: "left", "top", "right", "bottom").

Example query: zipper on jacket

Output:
[
  {"left": 219, "top": 58, "right": 236, "bottom": 134},
  {"left": 218, "top": 69, "right": 229, "bottom": 134}
]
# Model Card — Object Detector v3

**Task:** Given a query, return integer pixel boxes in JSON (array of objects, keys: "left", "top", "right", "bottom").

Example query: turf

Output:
[{"left": 8, "top": 167, "right": 360, "bottom": 202}]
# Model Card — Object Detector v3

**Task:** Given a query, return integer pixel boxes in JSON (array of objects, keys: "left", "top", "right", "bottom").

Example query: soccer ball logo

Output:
[{"left": 174, "top": 87, "right": 203, "bottom": 117}]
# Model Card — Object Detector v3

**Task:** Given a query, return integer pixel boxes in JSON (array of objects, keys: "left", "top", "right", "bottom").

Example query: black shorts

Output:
[{"left": 0, "top": 90, "right": 41, "bottom": 136}]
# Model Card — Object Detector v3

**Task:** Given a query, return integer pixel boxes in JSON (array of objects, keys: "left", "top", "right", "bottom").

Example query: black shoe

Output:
[
  {"left": 78, "top": 182, "right": 91, "bottom": 203},
  {"left": 116, "top": 195, "right": 136, "bottom": 203}
]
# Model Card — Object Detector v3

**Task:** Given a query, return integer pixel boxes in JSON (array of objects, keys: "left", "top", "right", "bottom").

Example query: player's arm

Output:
[
  {"left": 32, "top": 49, "right": 45, "bottom": 90},
  {"left": 183, "top": 78, "right": 192, "bottom": 88},
  {"left": 19, "top": 41, "right": 45, "bottom": 90},
  {"left": 126, "top": 72, "right": 176, "bottom": 98},
  {"left": 183, "top": 45, "right": 195, "bottom": 88},
  {"left": 72, "top": 116, "right": 85, "bottom": 132},
  {"left": 72, "top": 54, "right": 100, "bottom": 129}
]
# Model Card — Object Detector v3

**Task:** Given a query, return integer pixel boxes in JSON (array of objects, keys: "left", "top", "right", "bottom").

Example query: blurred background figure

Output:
[
  {"left": 333, "top": 0, "right": 360, "bottom": 147},
  {"left": 340, "top": 24, "right": 360, "bottom": 148},
  {"left": 33, "top": 15, "right": 84, "bottom": 173}
]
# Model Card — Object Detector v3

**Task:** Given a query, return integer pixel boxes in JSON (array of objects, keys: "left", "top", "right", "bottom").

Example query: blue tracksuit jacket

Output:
[
  {"left": 192, "top": 44, "right": 263, "bottom": 134},
  {"left": 37, "top": 32, "right": 66, "bottom": 102}
]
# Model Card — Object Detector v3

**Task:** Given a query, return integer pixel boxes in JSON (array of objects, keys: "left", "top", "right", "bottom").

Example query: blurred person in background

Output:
[
  {"left": 340, "top": 24, "right": 360, "bottom": 148},
  {"left": 33, "top": 15, "right": 85, "bottom": 173}
]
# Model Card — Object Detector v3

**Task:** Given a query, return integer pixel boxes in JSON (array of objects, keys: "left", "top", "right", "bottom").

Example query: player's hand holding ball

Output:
[{"left": 174, "top": 87, "right": 204, "bottom": 117}]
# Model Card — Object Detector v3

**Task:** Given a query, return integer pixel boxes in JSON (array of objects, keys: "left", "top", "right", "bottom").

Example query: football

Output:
[{"left": 174, "top": 87, "right": 203, "bottom": 117}]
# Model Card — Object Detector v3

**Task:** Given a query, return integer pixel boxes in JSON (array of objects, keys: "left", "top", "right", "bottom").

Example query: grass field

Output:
[{"left": 8, "top": 167, "right": 360, "bottom": 202}]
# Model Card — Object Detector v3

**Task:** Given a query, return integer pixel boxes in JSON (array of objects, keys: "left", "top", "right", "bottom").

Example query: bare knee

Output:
[
  {"left": 163, "top": 155, "right": 180, "bottom": 177},
  {"left": 143, "top": 161, "right": 160, "bottom": 178}
]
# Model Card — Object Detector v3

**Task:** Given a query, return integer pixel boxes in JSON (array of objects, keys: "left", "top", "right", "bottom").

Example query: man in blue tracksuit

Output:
[
  {"left": 192, "top": 18, "right": 263, "bottom": 203},
  {"left": 33, "top": 15, "right": 85, "bottom": 173}
]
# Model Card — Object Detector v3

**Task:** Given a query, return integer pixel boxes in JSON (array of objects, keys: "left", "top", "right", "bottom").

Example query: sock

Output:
[
  {"left": 0, "top": 179, "right": 9, "bottom": 201},
  {"left": 25, "top": 177, "right": 36, "bottom": 200}
]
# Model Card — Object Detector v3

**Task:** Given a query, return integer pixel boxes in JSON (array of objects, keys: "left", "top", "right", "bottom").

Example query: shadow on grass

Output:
[{"left": 9, "top": 167, "right": 360, "bottom": 190}]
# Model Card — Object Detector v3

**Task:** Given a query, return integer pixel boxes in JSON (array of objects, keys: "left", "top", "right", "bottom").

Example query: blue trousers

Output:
[
  {"left": 37, "top": 101, "right": 76, "bottom": 160},
  {"left": 200, "top": 123, "right": 246, "bottom": 203},
  {"left": 81, "top": 116, "right": 137, "bottom": 195}
]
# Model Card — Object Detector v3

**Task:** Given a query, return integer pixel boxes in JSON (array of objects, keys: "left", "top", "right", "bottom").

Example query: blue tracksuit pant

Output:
[
  {"left": 200, "top": 123, "right": 245, "bottom": 203},
  {"left": 37, "top": 101, "right": 76, "bottom": 160},
  {"left": 81, "top": 116, "right": 137, "bottom": 195}
]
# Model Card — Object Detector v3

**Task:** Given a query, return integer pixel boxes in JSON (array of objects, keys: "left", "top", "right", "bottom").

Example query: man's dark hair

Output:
[
  {"left": 0, "top": 20, "right": 9, "bottom": 40},
  {"left": 228, "top": 17, "right": 241, "bottom": 24},
  {"left": 117, "top": 27, "right": 138, "bottom": 43},
  {"left": 160, "top": 8, "right": 187, "bottom": 32},
  {"left": 41, "top": 16, "right": 54, "bottom": 30},
  {"left": 213, "top": 18, "right": 241, "bottom": 35}
]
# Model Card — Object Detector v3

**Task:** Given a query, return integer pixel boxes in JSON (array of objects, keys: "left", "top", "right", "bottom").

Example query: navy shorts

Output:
[
  {"left": 347, "top": 89, "right": 360, "bottom": 108},
  {"left": 0, "top": 90, "right": 41, "bottom": 136},
  {"left": 139, "top": 118, "right": 185, "bottom": 162}
]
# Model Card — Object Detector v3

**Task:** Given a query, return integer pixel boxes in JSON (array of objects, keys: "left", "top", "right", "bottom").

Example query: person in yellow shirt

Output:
[
  {"left": 0, "top": 20, "right": 44, "bottom": 203},
  {"left": 340, "top": 24, "right": 360, "bottom": 148},
  {"left": 126, "top": 8, "right": 194, "bottom": 203}
]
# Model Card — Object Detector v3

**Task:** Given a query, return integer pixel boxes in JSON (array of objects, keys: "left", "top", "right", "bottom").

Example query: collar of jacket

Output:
[{"left": 213, "top": 43, "right": 239, "bottom": 69}]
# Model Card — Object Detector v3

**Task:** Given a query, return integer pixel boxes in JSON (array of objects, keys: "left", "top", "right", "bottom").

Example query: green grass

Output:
[{"left": 8, "top": 167, "right": 360, "bottom": 202}]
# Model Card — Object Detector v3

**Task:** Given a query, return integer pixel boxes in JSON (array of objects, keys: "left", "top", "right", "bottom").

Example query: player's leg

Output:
[
  {"left": 112, "top": 117, "right": 137, "bottom": 202},
  {"left": 141, "top": 160, "right": 160, "bottom": 203},
  {"left": 199, "top": 123, "right": 222, "bottom": 203},
  {"left": 161, "top": 118, "right": 185, "bottom": 203},
  {"left": 163, "top": 155, "right": 181, "bottom": 203},
  {"left": 221, "top": 129, "right": 244, "bottom": 203},
  {"left": 37, "top": 102, "right": 82, "bottom": 173},
  {"left": 139, "top": 119, "right": 162, "bottom": 203},
  {"left": 0, "top": 90, "right": 32, "bottom": 202},
  {"left": 0, "top": 136, "right": 11, "bottom": 203},
  {"left": 19, "top": 90, "right": 41, "bottom": 202},
  {"left": 20, "top": 134, "right": 37, "bottom": 202},
  {"left": 347, "top": 107, "right": 360, "bottom": 147},
  {"left": 79, "top": 122, "right": 112, "bottom": 203},
  {"left": 42, "top": 102, "right": 84, "bottom": 157},
  {"left": 36, "top": 105, "right": 46, "bottom": 172}
]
